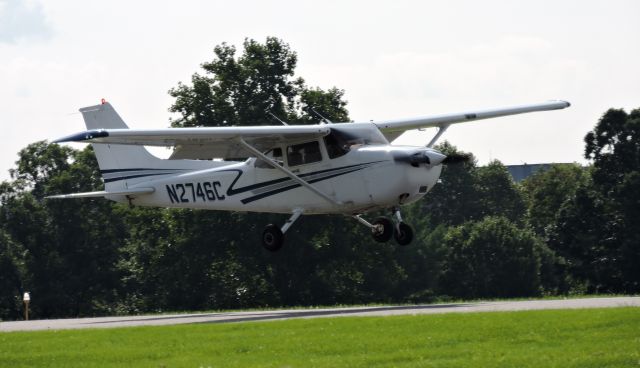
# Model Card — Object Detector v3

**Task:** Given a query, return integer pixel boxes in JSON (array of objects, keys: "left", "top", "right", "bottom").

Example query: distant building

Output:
[{"left": 505, "top": 163, "right": 574, "bottom": 182}]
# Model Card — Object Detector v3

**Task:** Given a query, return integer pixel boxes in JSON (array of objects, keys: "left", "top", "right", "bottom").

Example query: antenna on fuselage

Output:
[
  {"left": 267, "top": 112, "right": 289, "bottom": 126},
  {"left": 310, "top": 107, "right": 333, "bottom": 124}
]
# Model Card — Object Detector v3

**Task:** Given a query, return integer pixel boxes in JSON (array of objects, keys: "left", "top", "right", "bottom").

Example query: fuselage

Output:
[{"left": 106, "top": 123, "right": 444, "bottom": 215}]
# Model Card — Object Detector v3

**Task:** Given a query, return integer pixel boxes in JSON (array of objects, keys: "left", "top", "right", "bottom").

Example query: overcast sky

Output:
[{"left": 1, "top": 0, "right": 639, "bottom": 181}]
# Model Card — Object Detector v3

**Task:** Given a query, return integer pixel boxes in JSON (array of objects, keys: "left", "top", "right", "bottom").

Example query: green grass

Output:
[{"left": 1, "top": 308, "right": 639, "bottom": 367}]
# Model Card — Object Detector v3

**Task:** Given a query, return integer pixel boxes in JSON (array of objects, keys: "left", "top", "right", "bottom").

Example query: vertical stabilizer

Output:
[
  {"left": 80, "top": 102, "right": 160, "bottom": 172},
  {"left": 80, "top": 102, "right": 168, "bottom": 190}
]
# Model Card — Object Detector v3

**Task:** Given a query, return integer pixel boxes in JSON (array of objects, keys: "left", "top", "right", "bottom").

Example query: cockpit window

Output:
[
  {"left": 287, "top": 141, "right": 322, "bottom": 166},
  {"left": 255, "top": 147, "right": 283, "bottom": 168},
  {"left": 323, "top": 127, "right": 388, "bottom": 159}
]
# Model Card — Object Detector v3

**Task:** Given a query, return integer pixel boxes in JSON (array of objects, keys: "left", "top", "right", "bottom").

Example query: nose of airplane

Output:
[{"left": 425, "top": 150, "right": 447, "bottom": 165}]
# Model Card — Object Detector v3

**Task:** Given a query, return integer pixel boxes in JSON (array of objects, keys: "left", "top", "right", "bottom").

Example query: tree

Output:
[
  {"left": 0, "top": 229, "right": 24, "bottom": 320},
  {"left": 549, "top": 109, "right": 640, "bottom": 292},
  {"left": 419, "top": 146, "right": 526, "bottom": 225},
  {"left": 169, "top": 37, "right": 349, "bottom": 128},
  {"left": 420, "top": 142, "right": 482, "bottom": 226},
  {"left": 547, "top": 180, "right": 612, "bottom": 292},
  {"left": 585, "top": 108, "right": 640, "bottom": 191},
  {"left": 550, "top": 107, "right": 640, "bottom": 293},
  {"left": 475, "top": 160, "right": 526, "bottom": 223},
  {"left": 585, "top": 109, "right": 640, "bottom": 291},
  {"left": 1, "top": 143, "right": 127, "bottom": 318},
  {"left": 520, "top": 163, "right": 587, "bottom": 237},
  {"left": 440, "top": 216, "right": 545, "bottom": 298}
]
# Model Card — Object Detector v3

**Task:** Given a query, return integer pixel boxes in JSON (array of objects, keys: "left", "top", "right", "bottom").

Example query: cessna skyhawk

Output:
[{"left": 49, "top": 99, "right": 570, "bottom": 251}]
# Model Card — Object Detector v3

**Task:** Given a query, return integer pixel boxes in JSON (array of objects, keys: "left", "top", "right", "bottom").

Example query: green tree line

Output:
[{"left": 1, "top": 38, "right": 638, "bottom": 320}]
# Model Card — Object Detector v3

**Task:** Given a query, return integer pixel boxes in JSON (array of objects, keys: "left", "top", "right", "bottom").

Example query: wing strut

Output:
[
  {"left": 426, "top": 124, "right": 450, "bottom": 148},
  {"left": 238, "top": 139, "right": 342, "bottom": 206}
]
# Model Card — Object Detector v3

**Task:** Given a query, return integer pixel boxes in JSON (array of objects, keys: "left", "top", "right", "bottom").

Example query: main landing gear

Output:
[
  {"left": 262, "top": 207, "right": 414, "bottom": 252},
  {"left": 354, "top": 207, "right": 414, "bottom": 246},
  {"left": 261, "top": 209, "right": 303, "bottom": 252}
]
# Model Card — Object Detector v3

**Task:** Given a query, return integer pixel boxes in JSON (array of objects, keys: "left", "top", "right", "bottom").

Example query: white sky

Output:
[{"left": 1, "top": 0, "right": 639, "bottom": 181}]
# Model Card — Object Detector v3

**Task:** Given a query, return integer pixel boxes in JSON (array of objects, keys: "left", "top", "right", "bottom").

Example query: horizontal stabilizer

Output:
[{"left": 46, "top": 187, "right": 155, "bottom": 199}]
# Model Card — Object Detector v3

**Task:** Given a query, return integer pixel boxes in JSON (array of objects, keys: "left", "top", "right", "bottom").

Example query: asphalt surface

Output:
[{"left": 1, "top": 296, "right": 638, "bottom": 332}]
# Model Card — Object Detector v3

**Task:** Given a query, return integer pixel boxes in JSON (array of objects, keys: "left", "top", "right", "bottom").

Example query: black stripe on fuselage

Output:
[
  {"left": 221, "top": 161, "right": 386, "bottom": 198},
  {"left": 239, "top": 166, "right": 368, "bottom": 204},
  {"left": 100, "top": 168, "right": 190, "bottom": 183},
  {"left": 100, "top": 168, "right": 188, "bottom": 174},
  {"left": 103, "top": 172, "right": 184, "bottom": 183}
]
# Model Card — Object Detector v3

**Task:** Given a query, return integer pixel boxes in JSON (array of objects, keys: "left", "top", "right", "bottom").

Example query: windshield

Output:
[{"left": 324, "top": 126, "right": 388, "bottom": 159}]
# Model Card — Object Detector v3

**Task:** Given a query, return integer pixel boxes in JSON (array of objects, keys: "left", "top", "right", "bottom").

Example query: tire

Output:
[
  {"left": 394, "top": 222, "right": 413, "bottom": 246},
  {"left": 262, "top": 224, "right": 284, "bottom": 252},
  {"left": 372, "top": 217, "right": 394, "bottom": 243}
]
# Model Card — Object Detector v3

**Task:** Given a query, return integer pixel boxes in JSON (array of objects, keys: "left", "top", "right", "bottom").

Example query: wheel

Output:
[
  {"left": 394, "top": 222, "right": 413, "bottom": 246},
  {"left": 262, "top": 224, "right": 284, "bottom": 252},
  {"left": 371, "top": 217, "right": 394, "bottom": 243}
]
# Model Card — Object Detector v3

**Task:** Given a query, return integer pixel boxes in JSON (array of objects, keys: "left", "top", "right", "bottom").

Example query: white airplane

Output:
[{"left": 49, "top": 99, "right": 570, "bottom": 251}]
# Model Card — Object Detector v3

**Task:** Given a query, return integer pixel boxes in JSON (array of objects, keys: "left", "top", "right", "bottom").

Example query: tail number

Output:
[{"left": 166, "top": 182, "right": 225, "bottom": 203}]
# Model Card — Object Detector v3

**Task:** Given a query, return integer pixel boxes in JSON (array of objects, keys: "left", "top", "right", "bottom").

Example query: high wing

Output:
[
  {"left": 55, "top": 124, "right": 331, "bottom": 160},
  {"left": 371, "top": 100, "right": 570, "bottom": 141},
  {"left": 55, "top": 100, "right": 569, "bottom": 159}
]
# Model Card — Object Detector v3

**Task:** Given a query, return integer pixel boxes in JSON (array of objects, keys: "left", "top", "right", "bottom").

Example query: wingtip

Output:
[{"left": 548, "top": 100, "right": 571, "bottom": 109}]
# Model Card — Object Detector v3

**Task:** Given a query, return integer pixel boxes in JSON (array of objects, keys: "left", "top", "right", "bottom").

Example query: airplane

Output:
[{"left": 48, "top": 99, "right": 570, "bottom": 251}]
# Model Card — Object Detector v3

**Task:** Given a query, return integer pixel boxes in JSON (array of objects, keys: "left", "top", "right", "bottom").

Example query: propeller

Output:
[{"left": 393, "top": 149, "right": 447, "bottom": 166}]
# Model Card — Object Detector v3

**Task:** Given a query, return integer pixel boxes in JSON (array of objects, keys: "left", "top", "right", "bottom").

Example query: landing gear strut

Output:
[
  {"left": 261, "top": 209, "right": 303, "bottom": 252},
  {"left": 354, "top": 208, "right": 414, "bottom": 246}
]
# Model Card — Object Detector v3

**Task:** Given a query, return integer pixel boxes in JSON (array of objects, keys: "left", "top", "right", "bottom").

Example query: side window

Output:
[
  {"left": 255, "top": 148, "right": 283, "bottom": 168},
  {"left": 287, "top": 141, "right": 322, "bottom": 167}
]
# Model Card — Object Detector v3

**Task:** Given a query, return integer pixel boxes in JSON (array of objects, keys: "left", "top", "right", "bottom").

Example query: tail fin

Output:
[
  {"left": 80, "top": 102, "right": 172, "bottom": 191},
  {"left": 77, "top": 101, "right": 215, "bottom": 191},
  {"left": 80, "top": 102, "right": 161, "bottom": 171}
]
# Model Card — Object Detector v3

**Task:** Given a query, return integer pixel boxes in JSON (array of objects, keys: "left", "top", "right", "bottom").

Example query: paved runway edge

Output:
[{"left": 2, "top": 296, "right": 638, "bottom": 332}]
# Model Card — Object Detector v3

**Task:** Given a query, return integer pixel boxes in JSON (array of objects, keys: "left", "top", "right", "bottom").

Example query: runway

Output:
[{"left": 1, "top": 296, "right": 638, "bottom": 332}]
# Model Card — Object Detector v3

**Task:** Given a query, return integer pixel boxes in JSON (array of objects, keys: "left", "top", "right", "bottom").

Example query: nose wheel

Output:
[
  {"left": 353, "top": 209, "right": 414, "bottom": 246},
  {"left": 393, "top": 222, "right": 413, "bottom": 246},
  {"left": 391, "top": 207, "right": 413, "bottom": 246}
]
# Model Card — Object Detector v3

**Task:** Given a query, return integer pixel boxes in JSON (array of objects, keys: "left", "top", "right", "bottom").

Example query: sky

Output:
[{"left": 1, "top": 0, "right": 639, "bottom": 181}]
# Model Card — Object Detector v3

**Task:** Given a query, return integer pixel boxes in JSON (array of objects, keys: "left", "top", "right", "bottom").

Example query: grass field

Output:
[{"left": 1, "top": 307, "right": 638, "bottom": 367}]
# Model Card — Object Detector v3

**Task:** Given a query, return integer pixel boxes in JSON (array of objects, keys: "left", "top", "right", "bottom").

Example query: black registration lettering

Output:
[
  {"left": 168, "top": 181, "right": 226, "bottom": 203},
  {"left": 166, "top": 185, "right": 179, "bottom": 203},
  {"left": 203, "top": 182, "right": 216, "bottom": 201},
  {"left": 196, "top": 183, "right": 206, "bottom": 201},
  {"left": 176, "top": 184, "right": 188, "bottom": 203},
  {"left": 185, "top": 183, "right": 195, "bottom": 202},
  {"left": 213, "top": 181, "right": 225, "bottom": 200}
]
